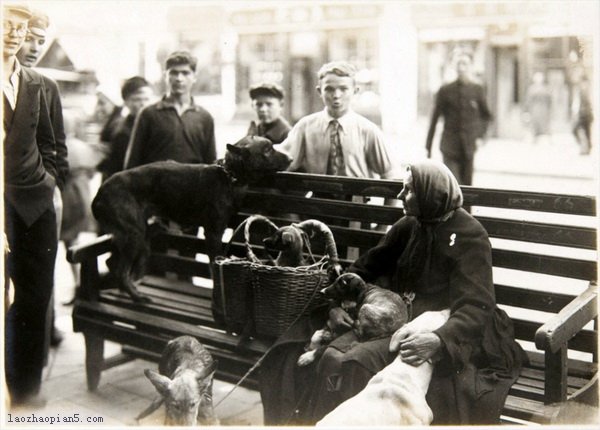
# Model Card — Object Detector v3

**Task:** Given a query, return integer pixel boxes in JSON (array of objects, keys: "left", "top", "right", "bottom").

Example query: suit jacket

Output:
[
  {"left": 4, "top": 66, "right": 57, "bottom": 227},
  {"left": 426, "top": 80, "right": 492, "bottom": 160},
  {"left": 40, "top": 73, "right": 68, "bottom": 190},
  {"left": 247, "top": 117, "right": 292, "bottom": 144}
]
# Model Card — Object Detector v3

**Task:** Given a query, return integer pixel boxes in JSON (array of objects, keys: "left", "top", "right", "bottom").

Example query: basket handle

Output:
[
  {"left": 243, "top": 214, "right": 279, "bottom": 263},
  {"left": 292, "top": 219, "right": 339, "bottom": 263}
]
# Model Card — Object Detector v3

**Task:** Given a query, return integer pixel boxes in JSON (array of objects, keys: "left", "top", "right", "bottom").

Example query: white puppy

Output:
[{"left": 317, "top": 309, "right": 450, "bottom": 427}]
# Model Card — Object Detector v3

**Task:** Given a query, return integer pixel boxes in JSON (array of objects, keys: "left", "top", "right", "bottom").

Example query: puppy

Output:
[
  {"left": 92, "top": 136, "right": 291, "bottom": 302},
  {"left": 263, "top": 224, "right": 308, "bottom": 267},
  {"left": 317, "top": 309, "right": 451, "bottom": 426},
  {"left": 138, "top": 336, "right": 219, "bottom": 426},
  {"left": 262, "top": 219, "right": 341, "bottom": 270},
  {"left": 297, "top": 273, "right": 408, "bottom": 366}
]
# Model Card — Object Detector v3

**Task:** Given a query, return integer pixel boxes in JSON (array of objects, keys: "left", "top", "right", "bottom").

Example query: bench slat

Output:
[
  {"left": 495, "top": 284, "right": 575, "bottom": 313},
  {"left": 148, "top": 254, "right": 212, "bottom": 278},
  {"left": 478, "top": 217, "right": 597, "bottom": 250},
  {"left": 241, "top": 192, "right": 402, "bottom": 225},
  {"left": 74, "top": 301, "right": 269, "bottom": 355},
  {"left": 492, "top": 249, "right": 597, "bottom": 280},
  {"left": 266, "top": 173, "right": 597, "bottom": 216},
  {"left": 512, "top": 318, "right": 597, "bottom": 353}
]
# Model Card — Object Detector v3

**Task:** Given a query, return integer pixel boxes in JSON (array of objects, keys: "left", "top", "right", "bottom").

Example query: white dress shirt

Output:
[
  {"left": 3, "top": 60, "right": 21, "bottom": 110},
  {"left": 279, "top": 109, "right": 395, "bottom": 179}
]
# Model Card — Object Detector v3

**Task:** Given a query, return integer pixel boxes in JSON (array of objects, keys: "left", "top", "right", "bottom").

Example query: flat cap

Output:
[
  {"left": 27, "top": 10, "right": 49, "bottom": 36},
  {"left": 4, "top": 4, "right": 32, "bottom": 19},
  {"left": 249, "top": 83, "right": 285, "bottom": 100}
]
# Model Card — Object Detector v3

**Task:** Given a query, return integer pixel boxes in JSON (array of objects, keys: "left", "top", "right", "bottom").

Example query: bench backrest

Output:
[{"left": 147, "top": 172, "right": 598, "bottom": 403}]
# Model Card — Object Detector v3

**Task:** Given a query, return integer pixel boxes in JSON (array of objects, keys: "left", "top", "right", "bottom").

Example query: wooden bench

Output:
[{"left": 69, "top": 172, "right": 598, "bottom": 425}]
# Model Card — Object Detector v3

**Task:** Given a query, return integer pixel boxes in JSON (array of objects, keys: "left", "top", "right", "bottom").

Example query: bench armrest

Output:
[
  {"left": 67, "top": 234, "right": 114, "bottom": 264},
  {"left": 535, "top": 282, "right": 598, "bottom": 353}
]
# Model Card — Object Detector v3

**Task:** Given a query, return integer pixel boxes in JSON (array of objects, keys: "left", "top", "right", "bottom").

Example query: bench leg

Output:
[{"left": 84, "top": 333, "right": 104, "bottom": 391}]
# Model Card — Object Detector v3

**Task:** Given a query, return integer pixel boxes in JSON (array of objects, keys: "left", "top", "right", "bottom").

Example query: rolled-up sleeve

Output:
[{"left": 366, "top": 127, "right": 396, "bottom": 179}]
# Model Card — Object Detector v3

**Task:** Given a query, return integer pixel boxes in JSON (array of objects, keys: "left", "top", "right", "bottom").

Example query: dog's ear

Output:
[
  {"left": 281, "top": 231, "right": 294, "bottom": 245},
  {"left": 226, "top": 143, "right": 243, "bottom": 155},
  {"left": 144, "top": 369, "right": 172, "bottom": 398}
]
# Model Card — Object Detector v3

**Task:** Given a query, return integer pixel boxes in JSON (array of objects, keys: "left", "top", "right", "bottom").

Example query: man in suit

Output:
[
  {"left": 3, "top": 4, "right": 58, "bottom": 407},
  {"left": 425, "top": 54, "right": 492, "bottom": 185},
  {"left": 16, "top": 8, "right": 68, "bottom": 349}
]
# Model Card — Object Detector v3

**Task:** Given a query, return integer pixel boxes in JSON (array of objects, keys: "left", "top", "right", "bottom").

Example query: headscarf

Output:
[{"left": 396, "top": 160, "right": 463, "bottom": 288}]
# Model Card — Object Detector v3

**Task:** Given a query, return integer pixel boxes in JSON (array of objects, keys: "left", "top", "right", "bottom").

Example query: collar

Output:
[
  {"left": 7, "top": 59, "right": 21, "bottom": 83},
  {"left": 323, "top": 108, "right": 355, "bottom": 134},
  {"left": 156, "top": 95, "right": 203, "bottom": 112}
]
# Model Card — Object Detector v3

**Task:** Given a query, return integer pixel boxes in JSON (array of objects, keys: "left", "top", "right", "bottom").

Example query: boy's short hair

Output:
[
  {"left": 165, "top": 50, "right": 197, "bottom": 72},
  {"left": 121, "top": 76, "right": 150, "bottom": 100},
  {"left": 249, "top": 83, "right": 285, "bottom": 100},
  {"left": 317, "top": 61, "right": 357, "bottom": 81}
]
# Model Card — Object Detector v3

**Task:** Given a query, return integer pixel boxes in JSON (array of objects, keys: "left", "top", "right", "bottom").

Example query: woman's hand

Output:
[
  {"left": 328, "top": 307, "right": 353, "bottom": 332},
  {"left": 390, "top": 325, "right": 442, "bottom": 366}
]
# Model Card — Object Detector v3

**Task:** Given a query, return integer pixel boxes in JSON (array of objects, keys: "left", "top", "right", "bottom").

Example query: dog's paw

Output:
[
  {"left": 132, "top": 294, "right": 153, "bottom": 304},
  {"left": 297, "top": 350, "right": 316, "bottom": 367}
]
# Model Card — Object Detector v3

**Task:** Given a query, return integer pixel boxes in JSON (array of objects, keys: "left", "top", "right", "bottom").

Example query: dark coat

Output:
[
  {"left": 40, "top": 74, "right": 68, "bottom": 190},
  {"left": 247, "top": 117, "right": 292, "bottom": 144},
  {"left": 350, "top": 209, "right": 525, "bottom": 424},
  {"left": 426, "top": 80, "right": 492, "bottom": 160},
  {"left": 97, "top": 114, "right": 135, "bottom": 179},
  {"left": 4, "top": 66, "right": 57, "bottom": 227}
]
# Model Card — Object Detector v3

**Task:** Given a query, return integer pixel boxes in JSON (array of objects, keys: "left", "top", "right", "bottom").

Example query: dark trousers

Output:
[
  {"left": 4, "top": 204, "right": 57, "bottom": 401},
  {"left": 573, "top": 118, "right": 592, "bottom": 155},
  {"left": 443, "top": 154, "right": 474, "bottom": 185}
]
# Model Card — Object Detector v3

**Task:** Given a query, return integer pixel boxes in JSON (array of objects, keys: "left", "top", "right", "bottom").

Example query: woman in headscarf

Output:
[{"left": 259, "top": 160, "right": 525, "bottom": 425}]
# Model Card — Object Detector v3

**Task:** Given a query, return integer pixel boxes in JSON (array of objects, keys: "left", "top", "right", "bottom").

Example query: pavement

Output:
[
  {"left": 3, "top": 118, "right": 598, "bottom": 428},
  {"left": 3, "top": 238, "right": 264, "bottom": 428}
]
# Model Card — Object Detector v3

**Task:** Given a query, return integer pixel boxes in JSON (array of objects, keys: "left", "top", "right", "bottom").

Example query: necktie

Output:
[{"left": 327, "top": 120, "right": 345, "bottom": 176}]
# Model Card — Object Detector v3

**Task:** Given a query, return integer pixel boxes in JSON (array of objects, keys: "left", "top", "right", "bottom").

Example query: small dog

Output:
[
  {"left": 263, "top": 224, "right": 308, "bottom": 267},
  {"left": 263, "top": 219, "right": 341, "bottom": 269},
  {"left": 317, "top": 309, "right": 451, "bottom": 426},
  {"left": 92, "top": 136, "right": 291, "bottom": 302},
  {"left": 297, "top": 273, "right": 408, "bottom": 366},
  {"left": 138, "top": 336, "right": 219, "bottom": 426}
]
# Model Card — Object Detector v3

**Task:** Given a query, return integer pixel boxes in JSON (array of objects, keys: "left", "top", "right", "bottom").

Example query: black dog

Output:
[
  {"left": 297, "top": 272, "right": 408, "bottom": 366},
  {"left": 92, "top": 136, "right": 291, "bottom": 302}
]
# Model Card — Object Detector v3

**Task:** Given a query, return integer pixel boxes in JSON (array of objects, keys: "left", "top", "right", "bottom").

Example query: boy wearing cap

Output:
[
  {"left": 124, "top": 50, "right": 216, "bottom": 169},
  {"left": 279, "top": 61, "right": 395, "bottom": 179},
  {"left": 98, "top": 76, "right": 153, "bottom": 180},
  {"left": 3, "top": 3, "right": 57, "bottom": 407},
  {"left": 16, "top": 8, "right": 69, "bottom": 349},
  {"left": 247, "top": 83, "right": 291, "bottom": 144}
]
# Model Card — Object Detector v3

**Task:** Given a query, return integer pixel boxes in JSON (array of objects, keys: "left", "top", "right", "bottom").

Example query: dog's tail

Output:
[{"left": 136, "top": 396, "right": 164, "bottom": 422}]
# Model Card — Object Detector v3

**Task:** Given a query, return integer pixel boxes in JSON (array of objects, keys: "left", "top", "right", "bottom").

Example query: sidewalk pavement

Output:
[{"left": 4, "top": 241, "right": 264, "bottom": 427}]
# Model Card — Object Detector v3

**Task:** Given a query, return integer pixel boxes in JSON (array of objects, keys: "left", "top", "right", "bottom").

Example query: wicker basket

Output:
[
  {"left": 251, "top": 260, "right": 330, "bottom": 339},
  {"left": 212, "top": 215, "right": 278, "bottom": 335}
]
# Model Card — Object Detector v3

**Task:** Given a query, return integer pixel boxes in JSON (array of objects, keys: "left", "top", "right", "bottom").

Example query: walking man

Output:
[{"left": 425, "top": 54, "right": 492, "bottom": 185}]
